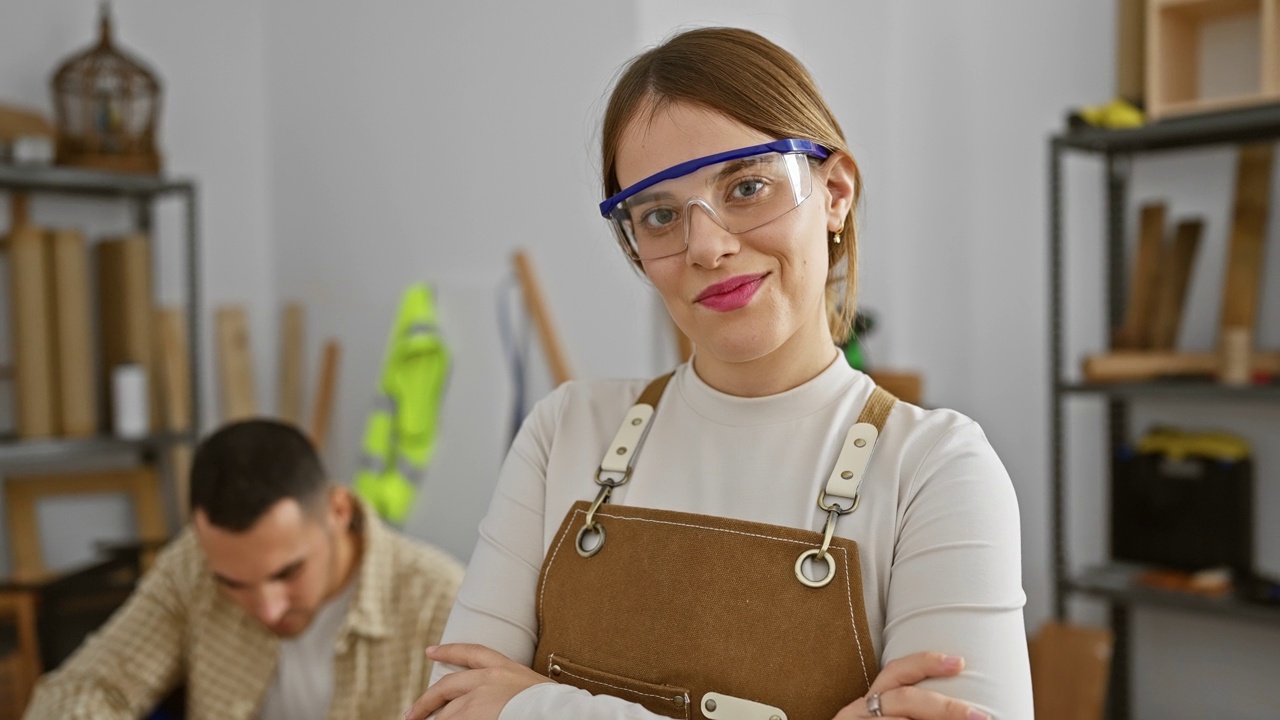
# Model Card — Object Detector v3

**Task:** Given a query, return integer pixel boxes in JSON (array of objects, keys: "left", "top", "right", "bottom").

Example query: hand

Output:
[
  {"left": 403, "top": 644, "right": 551, "bottom": 720},
  {"left": 833, "top": 652, "right": 989, "bottom": 720}
]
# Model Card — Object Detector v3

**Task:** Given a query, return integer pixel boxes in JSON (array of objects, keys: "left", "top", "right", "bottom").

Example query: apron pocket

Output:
[{"left": 545, "top": 653, "right": 691, "bottom": 719}]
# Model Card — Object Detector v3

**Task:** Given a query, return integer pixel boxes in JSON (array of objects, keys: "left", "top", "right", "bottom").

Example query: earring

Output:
[{"left": 832, "top": 226, "right": 844, "bottom": 245}]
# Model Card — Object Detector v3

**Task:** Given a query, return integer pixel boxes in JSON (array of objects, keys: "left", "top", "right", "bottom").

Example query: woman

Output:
[{"left": 408, "top": 27, "right": 1032, "bottom": 720}]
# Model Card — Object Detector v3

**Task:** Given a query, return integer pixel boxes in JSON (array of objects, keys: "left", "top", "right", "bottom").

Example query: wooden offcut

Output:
[
  {"left": 1083, "top": 349, "right": 1280, "bottom": 382},
  {"left": 867, "top": 370, "right": 923, "bottom": 406},
  {"left": 215, "top": 306, "right": 258, "bottom": 421},
  {"left": 3, "top": 467, "right": 168, "bottom": 581},
  {"left": 1117, "top": 0, "right": 1145, "bottom": 102},
  {"left": 1029, "top": 621, "right": 1112, "bottom": 720},
  {"left": 513, "top": 250, "right": 574, "bottom": 385},
  {"left": 308, "top": 340, "right": 341, "bottom": 454},
  {"left": 1115, "top": 204, "right": 1166, "bottom": 350},
  {"left": 47, "top": 229, "right": 97, "bottom": 437},
  {"left": 155, "top": 308, "right": 193, "bottom": 518},
  {"left": 1148, "top": 219, "right": 1203, "bottom": 350},
  {"left": 279, "top": 303, "right": 306, "bottom": 425},
  {"left": 97, "top": 234, "right": 156, "bottom": 431},
  {"left": 1219, "top": 143, "right": 1273, "bottom": 338},
  {"left": 7, "top": 226, "right": 56, "bottom": 438}
]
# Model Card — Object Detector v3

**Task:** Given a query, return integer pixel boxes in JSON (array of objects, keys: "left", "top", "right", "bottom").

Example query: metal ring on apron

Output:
[
  {"left": 795, "top": 507, "right": 842, "bottom": 587},
  {"left": 576, "top": 522, "right": 606, "bottom": 557},
  {"left": 577, "top": 484, "right": 613, "bottom": 557},
  {"left": 794, "top": 548, "right": 837, "bottom": 588}
]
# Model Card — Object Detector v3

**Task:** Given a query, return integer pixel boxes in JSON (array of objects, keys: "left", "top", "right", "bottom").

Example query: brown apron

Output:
[{"left": 534, "top": 374, "right": 896, "bottom": 720}]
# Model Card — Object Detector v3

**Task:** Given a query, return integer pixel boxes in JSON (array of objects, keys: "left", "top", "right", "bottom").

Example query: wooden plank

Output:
[
  {"left": 1083, "top": 349, "right": 1280, "bottom": 382},
  {"left": 7, "top": 226, "right": 56, "bottom": 438},
  {"left": 1219, "top": 143, "right": 1273, "bottom": 336},
  {"left": 1115, "top": 204, "right": 1166, "bottom": 349},
  {"left": 1117, "top": 0, "right": 1145, "bottom": 102},
  {"left": 215, "top": 305, "right": 258, "bottom": 421},
  {"left": 308, "top": 340, "right": 341, "bottom": 454},
  {"left": 155, "top": 308, "right": 193, "bottom": 519},
  {"left": 513, "top": 250, "right": 574, "bottom": 385},
  {"left": 1148, "top": 219, "right": 1203, "bottom": 349},
  {"left": 97, "top": 234, "right": 156, "bottom": 431},
  {"left": 47, "top": 229, "right": 97, "bottom": 437},
  {"left": 1029, "top": 621, "right": 1112, "bottom": 720},
  {"left": 867, "top": 370, "right": 923, "bottom": 406},
  {"left": 278, "top": 303, "right": 305, "bottom": 424}
]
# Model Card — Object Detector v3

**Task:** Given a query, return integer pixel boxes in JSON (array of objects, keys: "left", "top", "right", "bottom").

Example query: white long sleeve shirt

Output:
[{"left": 431, "top": 358, "right": 1033, "bottom": 719}]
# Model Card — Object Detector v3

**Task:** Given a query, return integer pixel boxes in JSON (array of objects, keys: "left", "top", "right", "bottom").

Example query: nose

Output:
[
  {"left": 682, "top": 200, "right": 737, "bottom": 267},
  {"left": 252, "top": 584, "right": 289, "bottom": 625}
]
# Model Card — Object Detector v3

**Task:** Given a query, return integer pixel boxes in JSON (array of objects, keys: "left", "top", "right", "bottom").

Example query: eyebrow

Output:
[
  {"left": 213, "top": 558, "right": 305, "bottom": 589},
  {"left": 710, "top": 156, "right": 771, "bottom": 184}
]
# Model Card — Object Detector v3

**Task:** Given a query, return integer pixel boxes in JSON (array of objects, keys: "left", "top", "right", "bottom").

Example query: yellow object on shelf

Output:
[
  {"left": 1072, "top": 98, "right": 1146, "bottom": 130},
  {"left": 1138, "top": 427, "right": 1250, "bottom": 462}
]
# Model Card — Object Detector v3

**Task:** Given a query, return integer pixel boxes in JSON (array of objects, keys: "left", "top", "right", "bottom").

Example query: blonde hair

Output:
[{"left": 601, "top": 27, "right": 861, "bottom": 344}]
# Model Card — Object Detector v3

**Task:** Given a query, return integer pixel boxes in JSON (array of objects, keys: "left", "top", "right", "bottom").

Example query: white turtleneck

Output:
[{"left": 430, "top": 359, "right": 1032, "bottom": 719}]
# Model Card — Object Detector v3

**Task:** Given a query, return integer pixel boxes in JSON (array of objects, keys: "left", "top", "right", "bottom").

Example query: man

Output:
[{"left": 24, "top": 419, "right": 464, "bottom": 720}]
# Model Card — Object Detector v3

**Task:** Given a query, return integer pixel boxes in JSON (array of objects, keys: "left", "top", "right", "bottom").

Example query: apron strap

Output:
[
  {"left": 820, "top": 386, "right": 897, "bottom": 509},
  {"left": 597, "top": 373, "right": 674, "bottom": 477}
]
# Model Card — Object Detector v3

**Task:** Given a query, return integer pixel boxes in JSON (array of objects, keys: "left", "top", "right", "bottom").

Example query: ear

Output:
[
  {"left": 820, "top": 152, "right": 858, "bottom": 231},
  {"left": 327, "top": 486, "right": 353, "bottom": 531}
]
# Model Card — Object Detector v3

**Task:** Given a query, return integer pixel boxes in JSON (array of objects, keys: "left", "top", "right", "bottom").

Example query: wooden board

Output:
[
  {"left": 1117, "top": 0, "right": 1145, "bottom": 102},
  {"left": 155, "top": 308, "right": 193, "bottom": 519},
  {"left": 1148, "top": 219, "right": 1203, "bottom": 350},
  {"left": 1083, "top": 349, "right": 1280, "bottom": 382},
  {"left": 47, "top": 229, "right": 97, "bottom": 437},
  {"left": 867, "top": 370, "right": 923, "bottom": 406},
  {"left": 215, "top": 306, "right": 258, "bottom": 421},
  {"left": 513, "top": 250, "right": 574, "bottom": 385},
  {"left": 308, "top": 340, "right": 340, "bottom": 454},
  {"left": 1029, "top": 621, "right": 1112, "bottom": 720},
  {"left": 97, "top": 235, "right": 156, "bottom": 432},
  {"left": 1115, "top": 203, "right": 1166, "bottom": 349},
  {"left": 279, "top": 303, "right": 305, "bottom": 425},
  {"left": 3, "top": 467, "right": 168, "bottom": 580},
  {"left": 1219, "top": 143, "right": 1273, "bottom": 337},
  {"left": 7, "top": 226, "right": 56, "bottom": 438}
]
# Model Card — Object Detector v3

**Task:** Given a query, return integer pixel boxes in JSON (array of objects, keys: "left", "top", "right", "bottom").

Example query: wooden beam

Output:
[
  {"left": 155, "top": 307, "right": 193, "bottom": 519},
  {"left": 1148, "top": 219, "right": 1202, "bottom": 350},
  {"left": 513, "top": 250, "right": 574, "bottom": 385},
  {"left": 215, "top": 306, "right": 258, "bottom": 421},
  {"left": 1083, "top": 349, "right": 1280, "bottom": 383},
  {"left": 1115, "top": 203, "right": 1165, "bottom": 349},
  {"left": 1219, "top": 144, "right": 1273, "bottom": 337}
]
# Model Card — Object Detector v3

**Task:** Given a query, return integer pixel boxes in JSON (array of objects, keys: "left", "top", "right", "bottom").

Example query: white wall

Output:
[{"left": 3, "top": 1, "right": 1280, "bottom": 716}]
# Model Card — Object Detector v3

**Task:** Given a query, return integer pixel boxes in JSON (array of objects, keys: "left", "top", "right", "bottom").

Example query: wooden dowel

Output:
[{"left": 513, "top": 250, "right": 574, "bottom": 385}]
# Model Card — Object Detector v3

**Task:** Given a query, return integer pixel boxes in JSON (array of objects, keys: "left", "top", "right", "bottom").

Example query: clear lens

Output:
[{"left": 609, "top": 152, "right": 815, "bottom": 261}]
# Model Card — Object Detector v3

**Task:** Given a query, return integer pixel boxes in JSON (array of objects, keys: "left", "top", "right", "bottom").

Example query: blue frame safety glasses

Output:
[{"left": 600, "top": 138, "right": 831, "bottom": 261}]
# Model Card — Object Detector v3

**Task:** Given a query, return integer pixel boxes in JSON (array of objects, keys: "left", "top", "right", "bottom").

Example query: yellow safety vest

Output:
[{"left": 354, "top": 284, "right": 449, "bottom": 524}]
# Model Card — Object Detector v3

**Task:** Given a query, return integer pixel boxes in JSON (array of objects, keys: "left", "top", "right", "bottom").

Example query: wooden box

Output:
[{"left": 1147, "top": 0, "right": 1280, "bottom": 118}]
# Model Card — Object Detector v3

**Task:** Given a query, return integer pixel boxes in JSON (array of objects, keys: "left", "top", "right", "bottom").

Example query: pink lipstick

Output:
[{"left": 695, "top": 273, "right": 767, "bottom": 312}]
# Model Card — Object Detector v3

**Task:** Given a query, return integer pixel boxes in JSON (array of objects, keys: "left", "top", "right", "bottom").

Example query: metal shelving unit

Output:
[
  {"left": 1049, "top": 103, "right": 1280, "bottom": 719},
  {"left": 0, "top": 164, "right": 200, "bottom": 479}
]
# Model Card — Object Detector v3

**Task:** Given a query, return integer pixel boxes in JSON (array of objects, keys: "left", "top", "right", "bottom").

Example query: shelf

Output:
[
  {"left": 1060, "top": 380, "right": 1280, "bottom": 400},
  {"left": 1055, "top": 101, "right": 1280, "bottom": 153},
  {"left": 0, "top": 432, "right": 195, "bottom": 467},
  {"left": 1068, "top": 564, "right": 1280, "bottom": 626},
  {"left": 0, "top": 164, "right": 193, "bottom": 198}
]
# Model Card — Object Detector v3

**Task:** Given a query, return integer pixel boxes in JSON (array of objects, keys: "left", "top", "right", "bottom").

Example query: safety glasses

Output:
[{"left": 600, "top": 138, "right": 830, "bottom": 261}]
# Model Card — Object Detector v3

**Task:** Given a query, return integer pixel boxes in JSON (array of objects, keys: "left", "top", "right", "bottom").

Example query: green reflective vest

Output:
[{"left": 354, "top": 284, "right": 449, "bottom": 524}]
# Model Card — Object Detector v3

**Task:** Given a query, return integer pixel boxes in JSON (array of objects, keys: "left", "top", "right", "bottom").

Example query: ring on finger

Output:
[{"left": 866, "top": 691, "right": 883, "bottom": 717}]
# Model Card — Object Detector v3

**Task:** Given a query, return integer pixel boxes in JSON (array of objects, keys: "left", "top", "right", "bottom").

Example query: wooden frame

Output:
[
  {"left": 1147, "top": 0, "right": 1280, "bottom": 118},
  {"left": 3, "top": 468, "right": 167, "bottom": 581}
]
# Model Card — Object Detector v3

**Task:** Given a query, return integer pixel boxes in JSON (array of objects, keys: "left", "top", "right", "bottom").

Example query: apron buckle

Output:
[{"left": 577, "top": 484, "right": 613, "bottom": 557}]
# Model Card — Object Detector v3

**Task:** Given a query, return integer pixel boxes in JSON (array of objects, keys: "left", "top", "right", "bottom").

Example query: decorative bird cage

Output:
[{"left": 51, "top": 2, "right": 163, "bottom": 174}]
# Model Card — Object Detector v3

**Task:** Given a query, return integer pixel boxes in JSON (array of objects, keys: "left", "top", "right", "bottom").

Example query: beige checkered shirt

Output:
[{"left": 23, "top": 505, "right": 463, "bottom": 720}]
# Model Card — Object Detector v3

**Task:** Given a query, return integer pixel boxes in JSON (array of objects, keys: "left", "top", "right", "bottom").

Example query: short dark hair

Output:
[{"left": 189, "top": 419, "right": 329, "bottom": 531}]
